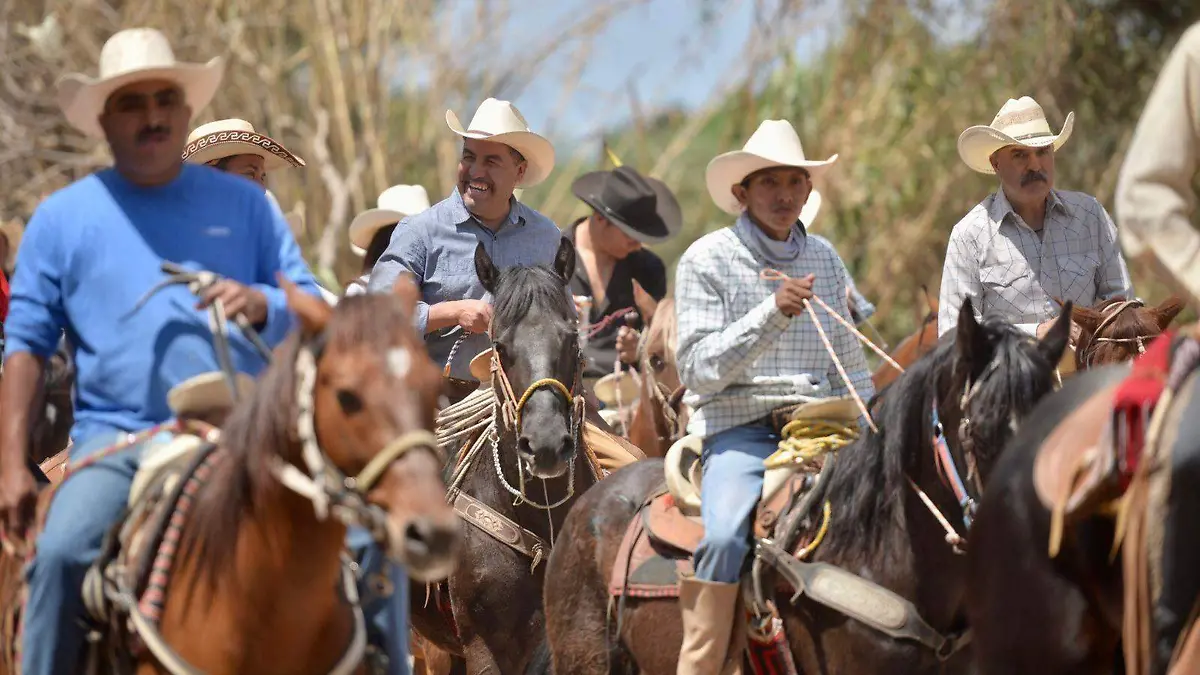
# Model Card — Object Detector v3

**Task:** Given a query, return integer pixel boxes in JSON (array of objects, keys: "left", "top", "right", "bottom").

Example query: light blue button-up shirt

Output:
[{"left": 367, "top": 188, "right": 563, "bottom": 379}]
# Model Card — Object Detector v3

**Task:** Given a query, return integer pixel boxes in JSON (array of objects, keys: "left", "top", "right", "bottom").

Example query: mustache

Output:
[
  {"left": 136, "top": 125, "right": 169, "bottom": 143},
  {"left": 1021, "top": 170, "right": 1048, "bottom": 186}
]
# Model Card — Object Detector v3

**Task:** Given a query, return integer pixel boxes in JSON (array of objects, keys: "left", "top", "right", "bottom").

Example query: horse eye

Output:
[
  {"left": 650, "top": 356, "right": 665, "bottom": 372},
  {"left": 336, "top": 389, "right": 363, "bottom": 415}
]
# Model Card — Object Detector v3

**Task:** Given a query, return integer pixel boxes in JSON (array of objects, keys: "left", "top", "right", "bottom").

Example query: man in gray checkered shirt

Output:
[
  {"left": 673, "top": 119, "right": 873, "bottom": 675},
  {"left": 938, "top": 96, "right": 1134, "bottom": 339}
]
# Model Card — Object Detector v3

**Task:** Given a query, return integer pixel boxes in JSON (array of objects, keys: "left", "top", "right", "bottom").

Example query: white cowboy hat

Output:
[
  {"left": 446, "top": 98, "right": 555, "bottom": 188},
  {"left": 800, "top": 189, "right": 822, "bottom": 230},
  {"left": 167, "top": 371, "right": 254, "bottom": 419},
  {"left": 957, "top": 96, "right": 1075, "bottom": 175},
  {"left": 592, "top": 371, "right": 639, "bottom": 407},
  {"left": 56, "top": 28, "right": 224, "bottom": 140},
  {"left": 348, "top": 184, "right": 431, "bottom": 255},
  {"left": 706, "top": 119, "right": 839, "bottom": 216},
  {"left": 183, "top": 118, "right": 305, "bottom": 170}
]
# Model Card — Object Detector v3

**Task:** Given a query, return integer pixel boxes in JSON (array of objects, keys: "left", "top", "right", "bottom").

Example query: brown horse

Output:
[
  {"left": 964, "top": 294, "right": 1183, "bottom": 675},
  {"left": 409, "top": 239, "right": 600, "bottom": 675},
  {"left": 872, "top": 287, "right": 939, "bottom": 392},
  {"left": 542, "top": 300, "right": 1071, "bottom": 674},
  {"left": 627, "top": 297, "right": 687, "bottom": 459},
  {"left": 1, "top": 275, "right": 459, "bottom": 675}
]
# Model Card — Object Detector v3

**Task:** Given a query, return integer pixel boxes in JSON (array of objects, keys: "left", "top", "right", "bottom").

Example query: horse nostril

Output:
[
  {"left": 403, "top": 519, "right": 458, "bottom": 558},
  {"left": 518, "top": 435, "right": 534, "bottom": 456}
]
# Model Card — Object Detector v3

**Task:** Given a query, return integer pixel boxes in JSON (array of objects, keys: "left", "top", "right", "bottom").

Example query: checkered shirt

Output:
[
  {"left": 937, "top": 188, "right": 1134, "bottom": 337},
  {"left": 675, "top": 217, "right": 875, "bottom": 437}
]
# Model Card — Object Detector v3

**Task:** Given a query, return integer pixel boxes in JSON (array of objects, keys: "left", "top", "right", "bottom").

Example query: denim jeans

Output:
[
  {"left": 347, "top": 526, "right": 411, "bottom": 674},
  {"left": 693, "top": 422, "right": 780, "bottom": 583}
]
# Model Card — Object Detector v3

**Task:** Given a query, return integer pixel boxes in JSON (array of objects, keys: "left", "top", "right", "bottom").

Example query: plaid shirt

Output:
[
  {"left": 675, "top": 216, "right": 875, "bottom": 436},
  {"left": 938, "top": 188, "right": 1134, "bottom": 337}
]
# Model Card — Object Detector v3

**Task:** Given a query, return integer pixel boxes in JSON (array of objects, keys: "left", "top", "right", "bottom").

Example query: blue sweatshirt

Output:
[{"left": 3, "top": 164, "right": 321, "bottom": 445}]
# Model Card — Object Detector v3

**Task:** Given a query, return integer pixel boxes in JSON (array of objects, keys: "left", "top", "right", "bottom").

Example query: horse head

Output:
[
  {"left": 277, "top": 274, "right": 459, "bottom": 582},
  {"left": 1070, "top": 295, "right": 1184, "bottom": 369},
  {"left": 475, "top": 237, "right": 583, "bottom": 479}
]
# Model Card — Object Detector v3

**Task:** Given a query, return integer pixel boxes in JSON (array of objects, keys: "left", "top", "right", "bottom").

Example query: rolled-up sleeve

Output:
[
  {"left": 938, "top": 218, "right": 982, "bottom": 337},
  {"left": 1116, "top": 23, "right": 1200, "bottom": 302},
  {"left": 4, "top": 207, "right": 68, "bottom": 361},
  {"left": 367, "top": 217, "right": 430, "bottom": 332}
]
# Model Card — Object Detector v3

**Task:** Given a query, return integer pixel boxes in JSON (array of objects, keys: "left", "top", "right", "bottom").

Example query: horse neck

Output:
[{"left": 630, "top": 370, "right": 671, "bottom": 458}]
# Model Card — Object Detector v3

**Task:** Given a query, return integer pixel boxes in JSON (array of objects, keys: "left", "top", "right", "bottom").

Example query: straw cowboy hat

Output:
[
  {"left": 348, "top": 184, "right": 432, "bottom": 255},
  {"left": 706, "top": 119, "right": 838, "bottom": 215},
  {"left": 56, "top": 28, "right": 224, "bottom": 140},
  {"left": 183, "top": 118, "right": 305, "bottom": 170},
  {"left": 572, "top": 166, "right": 682, "bottom": 244},
  {"left": 957, "top": 96, "right": 1075, "bottom": 175},
  {"left": 446, "top": 98, "right": 555, "bottom": 188},
  {"left": 800, "top": 189, "right": 822, "bottom": 230},
  {"left": 167, "top": 371, "right": 254, "bottom": 419}
]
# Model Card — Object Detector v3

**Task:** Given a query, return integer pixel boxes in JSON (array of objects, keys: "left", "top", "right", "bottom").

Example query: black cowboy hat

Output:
[{"left": 571, "top": 166, "right": 682, "bottom": 244}]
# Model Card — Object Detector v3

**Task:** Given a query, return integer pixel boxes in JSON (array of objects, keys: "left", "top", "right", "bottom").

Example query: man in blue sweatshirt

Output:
[{"left": 0, "top": 28, "right": 322, "bottom": 675}]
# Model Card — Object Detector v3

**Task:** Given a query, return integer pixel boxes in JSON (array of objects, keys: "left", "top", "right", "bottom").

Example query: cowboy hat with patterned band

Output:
[
  {"left": 183, "top": 118, "right": 306, "bottom": 170},
  {"left": 957, "top": 96, "right": 1075, "bottom": 175},
  {"left": 445, "top": 98, "right": 555, "bottom": 188},
  {"left": 56, "top": 28, "right": 224, "bottom": 140},
  {"left": 348, "top": 184, "right": 432, "bottom": 255},
  {"left": 571, "top": 166, "right": 682, "bottom": 244},
  {"left": 706, "top": 119, "right": 839, "bottom": 216}
]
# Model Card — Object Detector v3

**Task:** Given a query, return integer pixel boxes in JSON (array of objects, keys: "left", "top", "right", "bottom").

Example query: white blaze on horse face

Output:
[{"left": 387, "top": 347, "right": 411, "bottom": 379}]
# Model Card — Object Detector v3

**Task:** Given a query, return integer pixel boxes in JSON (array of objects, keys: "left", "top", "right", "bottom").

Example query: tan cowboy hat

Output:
[
  {"left": 183, "top": 118, "right": 305, "bottom": 170},
  {"left": 706, "top": 119, "right": 839, "bottom": 216},
  {"left": 167, "top": 371, "right": 254, "bottom": 419},
  {"left": 592, "top": 371, "right": 639, "bottom": 407},
  {"left": 56, "top": 28, "right": 224, "bottom": 140},
  {"left": 957, "top": 96, "right": 1075, "bottom": 175},
  {"left": 446, "top": 98, "right": 555, "bottom": 188},
  {"left": 348, "top": 185, "right": 432, "bottom": 255},
  {"left": 800, "top": 189, "right": 822, "bottom": 230}
]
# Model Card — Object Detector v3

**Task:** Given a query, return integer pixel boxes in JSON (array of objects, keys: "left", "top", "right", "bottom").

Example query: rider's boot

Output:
[{"left": 677, "top": 577, "right": 744, "bottom": 675}]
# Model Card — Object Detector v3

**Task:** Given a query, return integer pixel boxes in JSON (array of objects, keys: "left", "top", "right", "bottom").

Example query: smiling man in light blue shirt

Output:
[{"left": 368, "top": 98, "right": 562, "bottom": 380}]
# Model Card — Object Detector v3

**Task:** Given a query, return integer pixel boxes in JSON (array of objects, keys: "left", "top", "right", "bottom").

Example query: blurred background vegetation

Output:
[{"left": 2, "top": 0, "right": 1198, "bottom": 345}]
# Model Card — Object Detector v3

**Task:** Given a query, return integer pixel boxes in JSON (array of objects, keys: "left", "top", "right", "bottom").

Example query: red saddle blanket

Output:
[{"left": 1111, "top": 331, "right": 1176, "bottom": 488}]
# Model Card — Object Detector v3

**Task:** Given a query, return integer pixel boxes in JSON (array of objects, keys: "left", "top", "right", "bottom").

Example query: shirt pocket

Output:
[
  {"left": 978, "top": 262, "right": 1031, "bottom": 316},
  {"left": 1055, "top": 251, "right": 1100, "bottom": 303}
]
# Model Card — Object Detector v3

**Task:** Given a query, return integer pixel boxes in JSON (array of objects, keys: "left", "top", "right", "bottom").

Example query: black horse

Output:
[{"left": 542, "top": 300, "right": 1071, "bottom": 674}]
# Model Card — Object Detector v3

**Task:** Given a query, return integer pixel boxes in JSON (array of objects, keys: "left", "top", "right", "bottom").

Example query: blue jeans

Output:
[
  {"left": 694, "top": 423, "right": 779, "bottom": 583},
  {"left": 22, "top": 432, "right": 411, "bottom": 675}
]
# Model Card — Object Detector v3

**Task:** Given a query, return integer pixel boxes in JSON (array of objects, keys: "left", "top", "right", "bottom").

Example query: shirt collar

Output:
[
  {"left": 988, "top": 187, "right": 1071, "bottom": 225},
  {"left": 450, "top": 188, "right": 526, "bottom": 230}
]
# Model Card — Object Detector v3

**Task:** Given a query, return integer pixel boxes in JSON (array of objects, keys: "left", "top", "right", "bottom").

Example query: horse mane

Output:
[
  {"left": 491, "top": 264, "right": 574, "bottom": 331},
  {"left": 176, "top": 292, "right": 418, "bottom": 597},
  {"left": 815, "top": 316, "right": 1055, "bottom": 567}
]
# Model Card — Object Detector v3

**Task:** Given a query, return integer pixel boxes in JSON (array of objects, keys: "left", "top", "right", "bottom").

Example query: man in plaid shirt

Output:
[
  {"left": 673, "top": 119, "right": 873, "bottom": 675},
  {"left": 938, "top": 96, "right": 1133, "bottom": 339}
]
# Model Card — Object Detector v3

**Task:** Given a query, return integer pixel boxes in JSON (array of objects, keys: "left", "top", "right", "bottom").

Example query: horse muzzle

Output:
[{"left": 387, "top": 514, "right": 461, "bottom": 583}]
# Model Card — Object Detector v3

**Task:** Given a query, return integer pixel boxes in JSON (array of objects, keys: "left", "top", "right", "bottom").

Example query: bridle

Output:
[
  {"left": 1077, "top": 299, "right": 1149, "bottom": 368},
  {"left": 272, "top": 335, "right": 445, "bottom": 544},
  {"left": 636, "top": 331, "right": 687, "bottom": 448}
]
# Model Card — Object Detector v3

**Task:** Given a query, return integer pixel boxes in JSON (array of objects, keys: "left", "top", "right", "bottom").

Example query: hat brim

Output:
[
  {"left": 705, "top": 151, "right": 838, "bottom": 215},
  {"left": 799, "top": 189, "right": 822, "bottom": 230},
  {"left": 57, "top": 57, "right": 225, "bottom": 140},
  {"left": 469, "top": 349, "right": 493, "bottom": 383},
  {"left": 167, "top": 371, "right": 254, "bottom": 418},
  {"left": 183, "top": 133, "right": 306, "bottom": 171},
  {"left": 348, "top": 209, "right": 404, "bottom": 254},
  {"left": 571, "top": 171, "right": 682, "bottom": 244},
  {"left": 445, "top": 110, "right": 556, "bottom": 188},
  {"left": 957, "top": 111, "right": 1075, "bottom": 175},
  {"left": 592, "top": 371, "right": 639, "bottom": 406}
]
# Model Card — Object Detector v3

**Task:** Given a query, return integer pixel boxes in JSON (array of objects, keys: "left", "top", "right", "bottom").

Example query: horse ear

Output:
[
  {"left": 955, "top": 298, "right": 988, "bottom": 366},
  {"left": 553, "top": 236, "right": 576, "bottom": 283},
  {"left": 1154, "top": 295, "right": 1186, "bottom": 330},
  {"left": 279, "top": 272, "right": 332, "bottom": 336},
  {"left": 474, "top": 243, "right": 499, "bottom": 294},
  {"left": 1071, "top": 304, "right": 1103, "bottom": 332},
  {"left": 391, "top": 272, "right": 421, "bottom": 316},
  {"left": 1039, "top": 302, "right": 1073, "bottom": 365},
  {"left": 632, "top": 278, "right": 658, "bottom": 324}
]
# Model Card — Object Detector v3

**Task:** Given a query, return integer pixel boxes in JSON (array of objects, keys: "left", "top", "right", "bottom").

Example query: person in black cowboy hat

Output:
[{"left": 568, "top": 165, "right": 681, "bottom": 384}]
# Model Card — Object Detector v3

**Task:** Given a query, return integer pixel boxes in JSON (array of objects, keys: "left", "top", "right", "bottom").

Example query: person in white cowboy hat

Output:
[
  {"left": 344, "top": 184, "right": 432, "bottom": 296},
  {"left": 567, "top": 165, "right": 678, "bottom": 384},
  {"left": 938, "top": 95, "right": 1134, "bottom": 339},
  {"left": 1116, "top": 22, "right": 1200, "bottom": 675},
  {"left": 182, "top": 117, "right": 306, "bottom": 188},
  {"left": 674, "top": 118, "right": 874, "bottom": 675},
  {"left": 0, "top": 27, "right": 325, "bottom": 675},
  {"left": 366, "top": 97, "right": 562, "bottom": 386}
]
